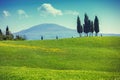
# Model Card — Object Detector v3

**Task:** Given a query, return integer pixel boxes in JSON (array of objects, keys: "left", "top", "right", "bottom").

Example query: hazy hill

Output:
[{"left": 14, "top": 23, "right": 77, "bottom": 40}]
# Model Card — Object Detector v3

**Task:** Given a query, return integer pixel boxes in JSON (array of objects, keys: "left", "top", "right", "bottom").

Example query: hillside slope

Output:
[
  {"left": 0, "top": 37, "right": 120, "bottom": 80},
  {"left": 14, "top": 23, "right": 77, "bottom": 40}
]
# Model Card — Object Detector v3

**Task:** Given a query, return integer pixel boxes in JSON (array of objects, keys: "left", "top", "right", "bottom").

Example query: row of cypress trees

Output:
[{"left": 77, "top": 13, "right": 99, "bottom": 37}]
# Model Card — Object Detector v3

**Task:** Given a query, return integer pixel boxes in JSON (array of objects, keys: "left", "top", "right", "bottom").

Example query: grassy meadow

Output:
[{"left": 0, "top": 37, "right": 120, "bottom": 80}]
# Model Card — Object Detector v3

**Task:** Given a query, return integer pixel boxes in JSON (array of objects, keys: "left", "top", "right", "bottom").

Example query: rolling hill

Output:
[{"left": 0, "top": 37, "right": 120, "bottom": 80}]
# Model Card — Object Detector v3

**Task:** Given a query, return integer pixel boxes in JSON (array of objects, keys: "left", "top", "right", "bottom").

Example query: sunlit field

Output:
[{"left": 0, "top": 37, "right": 120, "bottom": 80}]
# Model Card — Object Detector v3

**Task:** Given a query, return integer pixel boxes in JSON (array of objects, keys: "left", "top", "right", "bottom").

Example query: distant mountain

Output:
[{"left": 14, "top": 23, "right": 78, "bottom": 40}]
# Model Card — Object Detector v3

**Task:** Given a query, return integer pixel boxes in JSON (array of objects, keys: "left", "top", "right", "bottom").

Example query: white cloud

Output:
[
  {"left": 38, "top": 3, "right": 62, "bottom": 16},
  {"left": 17, "top": 9, "right": 29, "bottom": 19},
  {"left": 64, "top": 10, "right": 79, "bottom": 15},
  {"left": 3, "top": 10, "right": 10, "bottom": 17}
]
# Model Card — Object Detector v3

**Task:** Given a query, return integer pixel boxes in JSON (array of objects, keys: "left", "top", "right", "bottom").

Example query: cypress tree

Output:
[
  {"left": 90, "top": 21, "right": 94, "bottom": 36},
  {"left": 94, "top": 16, "right": 99, "bottom": 36},
  {"left": 84, "top": 13, "right": 89, "bottom": 36},
  {"left": 6, "top": 26, "right": 9, "bottom": 35},
  {"left": 77, "top": 16, "right": 82, "bottom": 37},
  {"left": 0, "top": 29, "right": 2, "bottom": 35},
  {"left": 88, "top": 20, "right": 91, "bottom": 36},
  {"left": 0, "top": 29, "right": 3, "bottom": 40},
  {"left": 5, "top": 26, "right": 14, "bottom": 40}
]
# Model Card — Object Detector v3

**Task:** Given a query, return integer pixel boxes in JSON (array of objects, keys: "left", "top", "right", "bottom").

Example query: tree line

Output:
[
  {"left": 0, "top": 26, "right": 25, "bottom": 40},
  {"left": 77, "top": 13, "right": 100, "bottom": 37}
]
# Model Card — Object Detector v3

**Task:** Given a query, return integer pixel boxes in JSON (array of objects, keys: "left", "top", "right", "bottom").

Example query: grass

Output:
[{"left": 0, "top": 36, "right": 120, "bottom": 80}]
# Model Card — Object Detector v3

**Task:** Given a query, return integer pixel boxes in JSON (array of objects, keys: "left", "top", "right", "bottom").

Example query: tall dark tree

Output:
[
  {"left": 84, "top": 13, "right": 89, "bottom": 36},
  {"left": 0, "top": 29, "right": 3, "bottom": 40},
  {"left": 6, "top": 26, "right": 9, "bottom": 35},
  {"left": 5, "top": 26, "right": 14, "bottom": 40},
  {"left": 90, "top": 21, "right": 94, "bottom": 36},
  {"left": 0, "top": 29, "right": 2, "bottom": 35},
  {"left": 77, "top": 16, "right": 82, "bottom": 37},
  {"left": 41, "top": 36, "right": 43, "bottom": 40},
  {"left": 94, "top": 16, "right": 99, "bottom": 36},
  {"left": 88, "top": 20, "right": 91, "bottom": 35}
]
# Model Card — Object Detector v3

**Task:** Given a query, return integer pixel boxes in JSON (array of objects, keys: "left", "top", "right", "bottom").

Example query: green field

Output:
[{"left": 0, "top": 37, "right": 120, "bottom": 80}]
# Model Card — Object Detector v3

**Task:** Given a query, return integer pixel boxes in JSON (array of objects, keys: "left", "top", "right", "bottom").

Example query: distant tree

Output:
[
  {"left": 0, "top": 29, "right": 2, "bottom": 35},
  {"left": 5, "top": 26, "right": 14, "bottom": 40},
  {"left": 15, "top": 35, "right": 20, "bottom": 40},
  {"left": 8, "top": 33, "right": 14, "bottom": 40},
  {"left": 77, "top": 16, "right": 83, "bottom": 37},
  {"left": 0, "top": 29, "right": 3, "bottom": 40},
  {"left": 101, "top": 34, "right": 102, "bottom": 37},
  {"left": 6, "top": 26, "right": 9, "bottom": 35},
  {"left": 6, "top": 26, "right": 10, "bottom": 40},
  {"left": 88, "top": 20, "right": 91, "bottom": 36},
  {"left": 56, "top": 36, "right": 58, "bottom": 40},
  {"left": 90, "top": 21, "right": 94, "bottom": 36},
  {"left": 94, "top": 16, "right": 99, "bottom": 36},
  {"left": 15, "top": 35, "right": 26, "bottom": 40},
  {"left": 41, "top": 36, "right": 43, "bottom": 40},
  {"left": 84, "top": 13, "right": 89, "bottom": 36}
]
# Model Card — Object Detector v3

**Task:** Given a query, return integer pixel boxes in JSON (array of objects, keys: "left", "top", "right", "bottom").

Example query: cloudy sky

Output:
[{"left": 0, "top": 0, "right": 120, "bottom": 33}]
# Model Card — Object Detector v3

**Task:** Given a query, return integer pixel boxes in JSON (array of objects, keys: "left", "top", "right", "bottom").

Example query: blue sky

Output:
[{"left": 0, "top": 0, "right": 120, "bottom": 33}]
